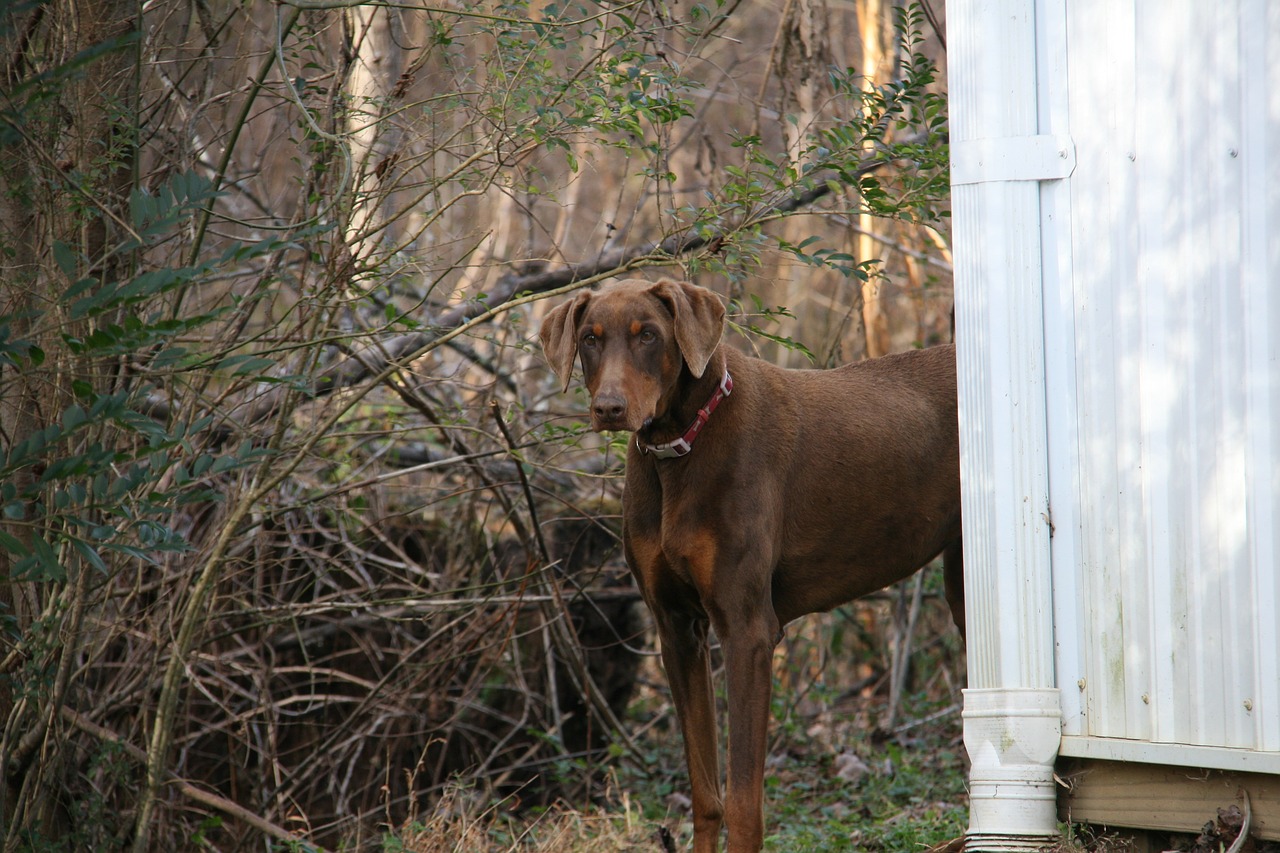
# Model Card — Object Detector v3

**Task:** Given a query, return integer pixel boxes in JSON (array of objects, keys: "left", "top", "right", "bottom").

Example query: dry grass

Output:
[
  {"left": 395, "top": 784, "right": 679, "bottom": 853},
  {"left": 388, "top": 593, "right": 972, "bottom": 853}
]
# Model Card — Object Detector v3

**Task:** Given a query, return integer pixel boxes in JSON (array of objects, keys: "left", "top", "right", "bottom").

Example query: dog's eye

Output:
[
  {"left": 582, "top": 333, "right": 599, "bottom": 348},
  {"left": 638, "top": 330, "right": 657, "bottom": 345}
]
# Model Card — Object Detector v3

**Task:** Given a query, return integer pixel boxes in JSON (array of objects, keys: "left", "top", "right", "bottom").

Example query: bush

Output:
[{"left": 0, "top": 2, "right": 949, "bottom": 848}]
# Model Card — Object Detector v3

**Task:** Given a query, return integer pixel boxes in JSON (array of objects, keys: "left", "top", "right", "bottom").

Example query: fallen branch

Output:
[
  {"left": 146, "top": 143, "right": 917, "bottom": 449},
  {"left": 60, "top": 707, "right": 329, "bottom": 853}
]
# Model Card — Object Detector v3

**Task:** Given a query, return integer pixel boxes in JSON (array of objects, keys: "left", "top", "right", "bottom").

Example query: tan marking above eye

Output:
[{"left": 629, "top": 320, "right": 643, "bottom": 336}]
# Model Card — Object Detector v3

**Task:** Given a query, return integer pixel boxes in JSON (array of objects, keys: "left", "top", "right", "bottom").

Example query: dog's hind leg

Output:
[
  {"left": 943, "top": 539, "right": 966, "bottom": 638},
  {"left": 715, "top": 605, "right": 779, "bottom": 853}
]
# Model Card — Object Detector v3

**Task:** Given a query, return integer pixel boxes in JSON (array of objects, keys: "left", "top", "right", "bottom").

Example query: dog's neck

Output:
[{"left": 637, "top": 348, "right": 730, "bottom": 454}]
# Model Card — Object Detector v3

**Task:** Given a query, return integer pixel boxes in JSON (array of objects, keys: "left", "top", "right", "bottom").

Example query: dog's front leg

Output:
[
  {"left": 713, "top": 604, "right": 779, "bottom": 853},
  {"left": 651, "top": 598, "right": 724, "bottom": 853}
]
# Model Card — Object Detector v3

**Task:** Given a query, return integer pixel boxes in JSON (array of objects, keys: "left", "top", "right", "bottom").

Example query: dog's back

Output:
[{"left": 714, "top": 344, "right": 961, "bottom": 621}]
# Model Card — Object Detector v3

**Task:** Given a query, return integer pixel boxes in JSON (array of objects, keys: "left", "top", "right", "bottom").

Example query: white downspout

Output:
[{"left": 948, "top": 1, "right": 1071, "bottom": 849}]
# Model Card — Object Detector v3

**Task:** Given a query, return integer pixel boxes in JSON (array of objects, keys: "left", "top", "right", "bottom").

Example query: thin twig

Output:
[
  {"left": 490, "top": 401, "right": 551, "bottom": 565},
  {"left": 885, "top": 571, "right": 925, "bottom": 731},
  {"left": 1225, "top": 789, "right": 1252, "bottom": 853},
  {"left": 919, "top": 0, "right": 946, "bottom": 49}
]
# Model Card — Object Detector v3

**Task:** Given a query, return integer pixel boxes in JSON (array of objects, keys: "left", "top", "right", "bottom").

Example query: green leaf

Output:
[
  {"left": 61, "top": 404, "right": 87, "bottom": 432},
  {"left": 26, "top": 536, "right": 65, "bottom": 582},
  {"left": 52, "top": 240, "right": 80, "bottom": 276},
  {"left": 72, "top": 539, "right": 108, "bottom": 573},
  {"left": 215, "top": 354, "right": 276, "bottom": 376},
  {"left": 0, "top": 530, "right": 26, "bottom": 554}
]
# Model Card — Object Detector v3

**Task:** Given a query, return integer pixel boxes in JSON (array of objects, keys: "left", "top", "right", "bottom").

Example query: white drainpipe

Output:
[
  {"left": 948, "top": 1, "right": 1072, "bottom": 849},
  {"left": 963, "top": 688, "right": 1062, "bottom": 849}
]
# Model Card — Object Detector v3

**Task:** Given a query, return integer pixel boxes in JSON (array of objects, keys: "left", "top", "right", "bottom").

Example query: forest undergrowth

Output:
[
  {"left": 0, "top": 2, "right": 961, "bottom": 850},
  {"left": 391, "top": 582, "right": 972, "bottom": 853}
]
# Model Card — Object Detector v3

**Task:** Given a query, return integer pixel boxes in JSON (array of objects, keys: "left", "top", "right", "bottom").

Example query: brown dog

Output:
[{"left": 540, "top": 278, "right": 964, "bottom": 853}]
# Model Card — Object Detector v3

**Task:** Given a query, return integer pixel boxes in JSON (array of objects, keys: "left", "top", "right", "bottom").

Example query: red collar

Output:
[{"left": 638, "top": 370, "right": 733, "bottom": 459}]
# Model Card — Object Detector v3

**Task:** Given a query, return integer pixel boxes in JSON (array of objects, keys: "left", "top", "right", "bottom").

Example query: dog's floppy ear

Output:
[
  {"left": 539, "top": 290, "right": 592, "bottom": 392},
  {"left": 649, "top": 279, "right": 725, "bottom": 378}
]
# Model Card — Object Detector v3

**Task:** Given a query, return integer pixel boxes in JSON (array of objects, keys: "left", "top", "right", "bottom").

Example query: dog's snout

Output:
[{"left": 591, "top": 393, "right": 627, "bottom": 426}]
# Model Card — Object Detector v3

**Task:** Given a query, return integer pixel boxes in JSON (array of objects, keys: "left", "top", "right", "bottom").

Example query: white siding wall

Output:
[{"left": 1045, "top": 0, "right": 1280, "bottom": 770}]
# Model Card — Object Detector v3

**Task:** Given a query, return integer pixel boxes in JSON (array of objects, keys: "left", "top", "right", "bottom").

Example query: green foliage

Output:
[
  {"left": 762, "top": 740, "right": 968, "bottom": 852},
  {"left": 729, "top": 296, "right": 817, "bottom": 361},
  {"left": 0, "top": 1, "right": 952, "bottom": 849},
  {"left": 0, "top": 171, "right": 288, "bottom": 583},
  {"left": 0, "top": 13, "right": 140, "bottom": 148}
]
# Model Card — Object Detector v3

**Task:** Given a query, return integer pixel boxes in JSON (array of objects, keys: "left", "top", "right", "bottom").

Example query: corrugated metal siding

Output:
[
  {"left": 1047, "top": 0, "right": 1280, "bottom": 759},
  {"left": 950, "top": 2, "right": 1058, "bottom": 693}
]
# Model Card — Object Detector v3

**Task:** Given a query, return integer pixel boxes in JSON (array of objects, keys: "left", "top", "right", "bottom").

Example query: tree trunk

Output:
[
  {"left": 343, "top": 5, "right": 403, "bottom": 271},
  {"left": 0, "top": 0, "right": 137, "bottom": 841},
  {"left": 858, "top": 0, "right": 897, "bottom": 357},
  {"left": 770, "top": 0, "right": 848, "bottom": 365}
]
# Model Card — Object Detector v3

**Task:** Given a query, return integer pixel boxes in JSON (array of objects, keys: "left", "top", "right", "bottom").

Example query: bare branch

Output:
[{"left": 155, "top": 147, "right": 909, "bottom": 450}]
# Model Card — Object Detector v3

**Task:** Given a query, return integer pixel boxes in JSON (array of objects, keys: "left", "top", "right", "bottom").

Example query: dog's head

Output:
[{"left": 539, "top": 278, "right": 725, "bottom": 432}]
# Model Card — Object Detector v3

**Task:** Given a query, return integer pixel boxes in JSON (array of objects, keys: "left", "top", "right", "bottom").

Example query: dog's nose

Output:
[{"left": 592, "top": 393, "right": 627, "bottom": 424}]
